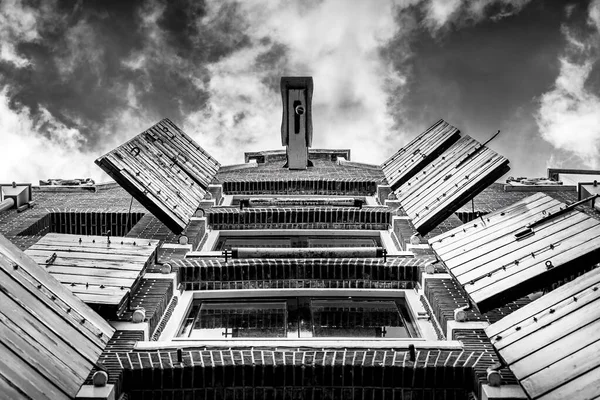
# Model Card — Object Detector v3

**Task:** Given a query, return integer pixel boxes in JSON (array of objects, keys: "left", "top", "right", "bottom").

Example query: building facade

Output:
[{"left": 1, "top": 78, "right": 599, "bottom": 400}]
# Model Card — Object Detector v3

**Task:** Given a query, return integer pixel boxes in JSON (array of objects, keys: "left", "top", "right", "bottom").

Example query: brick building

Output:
[{"left": 1, "top": 78, "right": 600, "bottom": 400}]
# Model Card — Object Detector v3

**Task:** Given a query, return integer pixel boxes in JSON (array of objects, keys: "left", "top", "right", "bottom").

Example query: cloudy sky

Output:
[{"left": 1, "top": 0, "right": 599, "bottom": 183}]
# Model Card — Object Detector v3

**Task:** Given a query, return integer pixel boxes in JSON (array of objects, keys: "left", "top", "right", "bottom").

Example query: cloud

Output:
[
  {"left": 535, "top": 0, "right": 600, "bottom": 169},
  {"left": 0, "top": 87, "right": 97, "bottom": 182},
  {"left": 0, "top": 0, "right": 41, "bottom": 67},
  {"left": 0, "top": 0, "right": 539, "bottom": 183},
  {"left": 180, "top": 0, "right": 416, "bottom": 165},
  {"left": 589, "top": 0, "right": 600, "bottom": 31},
  {"left": 423, "top": 0, "right": 532, "bottom": 32}
]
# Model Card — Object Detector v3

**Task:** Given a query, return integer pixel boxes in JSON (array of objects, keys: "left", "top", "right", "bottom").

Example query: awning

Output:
[
  {"left": 429, "top": 192, "right": 600, "bottom": 312},
  {"left": 485, "top": 267, "right": 600, "bottom": 400},
  {"left": 24, "top": 233, "right": 159, "bottom": 316},
  {"left": 95, "top": 118, "right": 220, "bottom": 233},
  {"left": 0, "top": 233, "right": 114, "bottom": 400},
  {"left": 397, "top": 135, "right": 509, "bottom": 235},
  {"left": 381, "top": 119, "right": 460, "bottom": 190}
]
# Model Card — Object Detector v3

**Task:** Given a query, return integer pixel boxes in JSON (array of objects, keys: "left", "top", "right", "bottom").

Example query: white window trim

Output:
[
  {"left": 193, "top": 229, "right": 410, "bottom": 256},
  {"left": 221, "top": 194, "right": 379, "bottom": 207},
  {"left": 156, "top": 288, "right": 446, "bottom": 347}
]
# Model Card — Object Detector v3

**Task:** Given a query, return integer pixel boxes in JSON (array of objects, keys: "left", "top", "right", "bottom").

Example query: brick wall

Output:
[
  {"left": 85, "top": 330, "right": 144, "bottom": 397},
  {"left": 0, "top": 186, "right": 179, "bottom": 248},
  {"left": 221, "top": 179, "right": 380, "bottom": 196},
  {"left": 216, "top": 158, "right": 385, "bottom": 186},
  {"left": 16, "top": 211, "right": 145, "bottom": 236},
  {"left": 118, "top": 279, "right": 174, "bottom": 336},
  {"left": 455, "top": 183, "right": 578, "bottom": 214},
  {"left": 423, "top": 278, "right": 531, "bottom": 334},
  {"left": 423, "top": 278, "right": 534, "bottom": 397},
  {"left": 126, "top": 214, "right": 177, "bottom": 242},
  {"left": 120, "top": 348, "right": 481, "bottom": 399},
  {"left": 177, "top": 258, "right": 425, "bottom": 291},
  {"left": 207, "top": 207, "right": 391, "bottom": 230},
  {"left": 452, "top": 329, "right": 519, "bottom": 400}
]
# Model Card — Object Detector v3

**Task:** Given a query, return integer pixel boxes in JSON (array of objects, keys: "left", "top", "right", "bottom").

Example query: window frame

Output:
[{"left": 157, "top": 288, "right": 443, "bottom": 345}]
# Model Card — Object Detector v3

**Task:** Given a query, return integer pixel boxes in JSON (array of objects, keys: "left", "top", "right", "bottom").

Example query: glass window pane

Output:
[
  {"left": 308, "top": 299, "right": 410, "bottom": 338},
  {"left": 215, "top": 235, "right": 381, "bottom": 250},
  {"left": 183, "top": 301, "right": 288, "bottom": 339},
  {"left": 178, "top": 297, "right": 416, "bottom": 339}
]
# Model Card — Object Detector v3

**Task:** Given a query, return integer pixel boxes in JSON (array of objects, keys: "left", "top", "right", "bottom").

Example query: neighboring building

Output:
[{"left": 1, "top": 77, "right": 599, "bottom": 400}]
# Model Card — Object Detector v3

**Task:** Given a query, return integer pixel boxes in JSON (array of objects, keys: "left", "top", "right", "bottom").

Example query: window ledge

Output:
[{"left": 135, "top": 339, "right": 464, "bottom": 351}]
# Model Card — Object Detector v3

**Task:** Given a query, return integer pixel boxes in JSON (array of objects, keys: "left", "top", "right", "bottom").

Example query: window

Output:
[
  {"left": 177, "top": 297, "right": 417, "bottom": 339},
  {"left": 214, "top": 234, "right": 381, "bottom": 250}
]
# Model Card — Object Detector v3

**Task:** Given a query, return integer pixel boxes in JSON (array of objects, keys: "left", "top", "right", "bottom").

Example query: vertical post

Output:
[{"left": 280, "top": 77, "right": 314, "bottom": 170}]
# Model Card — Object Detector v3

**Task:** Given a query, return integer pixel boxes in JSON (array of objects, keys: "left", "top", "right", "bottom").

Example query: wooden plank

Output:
[
  {"left": 457, "top": 213, "right": 594, "bottom": 284},
  {"left": 497, "top": 286, "right": 600, "bottom": 361},
  {"left": 444, "top": 201, "right": 571, "bottom": 274},
  {"left": 98, "top": 154, "right": 186, "bottom": 231},
  {"left": 74, "top": 292, "right": 125, "bottom": 305},
  {"left": 0, "top": 267, "right": 104, "bottom": 362},
  {"left": 70, "top": 288, "right": 129, "bottom": 305},
  {"left": 405, "top": 146, "right": 503, "bottom": 217},
  {"left": 144, "top": 129, "right": 215, "bottom": 189},
  {"left": 491, "top": 276, "right": 600, "bottom": 350},
  {"left": 149, "top": 122, "right": 215, "bottom": 179},
  {"left": 485, "top": 268, "right": 600, "bottom": 400},
  {"left": 138, "top": 133, "right": 209, "bottom": 199},
  {"left": 383, "top": 120, "right": 454, "bottom": 170},
  {"left": 50, "top": 273, "right": 134, "bottom": 288},
  {"left": 121, "top": 139, "right": 199, "bottom": 216},
  {"left": 117, "top": 164, "right": 188, "bottom": 228},
  {"left": 470, "top": 225, "right": 600, "bottom": 304},
  {"left": 430, "top": 192, "right": 549, "bottom": 246},
  {"left": 0, "top": 310, "right": 94, "bottom": 380},
  {"left": 414, "top": 160, "right": 508, "bottom": 232},
  {"left": 144, "top": 124, "right": 216, "bottom": 189},
  {"left": 437, "top": 198, "right": 564, "bottom": 268},
  {"left": 509, "top": 316, "right": 600, "bottom": 379},
  {"left": 521, "top": 338, "right": 600, "bottom": 399},
  {"left": 430, "top": 191, "right": 600, "bottom": 310},
  {"left": 394, "top": 134, "right": 509, "bottom": 234},
  {"left": 0, "top": 235, "right": 114, "bottom": 340},
  {"left": 0, "top": 341, "right": 70, "bottom": 400},
  {"left": 132, "top": 136, "right": 206, "bottom": 199},
  {"left": 537, "top": 365, "right": 600, "bottom": 400},
  {"left": 27, "top": 243, "right": 156, "bottom": 257},
  {"left": 398, "top": 139, "right": 483, "bottom": 212},
  {"left": 24, "top": 249, "right": 150, "bottom": 263},
  {"left": 0, "top": 313, "right": 86, "bottom": 394},
  {"left": 396, "top": 137, "right": 475, "bottom": 206},
  {"left": 118, "top": 166, "right": 188, "bottom": 230},
  {"left": 154, "top": 119, "right": 220, "bottom": 184},
  {"left": 25, "top": 256, "right": 146, "bottom": 271},
  {"left": 108, "top": 149, "right": 194, "bottom": 219},
  {"left": 46, "top": 265, "right": 140, "bottom": 279},
  {"left": 0, "top": 373, "right": 27, "bottom": 400},
  {"left": 412, "top": 153, "right": 508, "bottom": 230},
  {"left": 415, "top": 151, "right": 506, "bottom": 220},
  {"left": 36, "top": 233, "right": 160, "bottom": 247},
  {"left": 382, "top": 120, "right": 460, "bottom": 188},
  {"left": 486, "top": 268, "right": 600, "bottom": 338}
]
